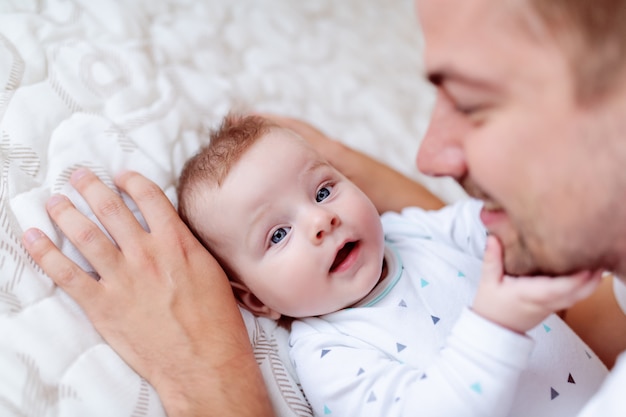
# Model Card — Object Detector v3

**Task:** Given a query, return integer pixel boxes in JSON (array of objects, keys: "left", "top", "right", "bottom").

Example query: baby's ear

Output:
[{"left": 230, "top": 281, "right": 281, "bottom": 320}]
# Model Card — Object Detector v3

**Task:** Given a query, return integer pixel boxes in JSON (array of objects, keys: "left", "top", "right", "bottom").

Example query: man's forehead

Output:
[
  {"left": 418, "top": 0, "right": 490, "bottom": 33},
  {"left": 417, "top": 0, "right": 528, "bottom": 46},
  {"left": 417, "top": 0, "right": 537, "bottom": 85}
]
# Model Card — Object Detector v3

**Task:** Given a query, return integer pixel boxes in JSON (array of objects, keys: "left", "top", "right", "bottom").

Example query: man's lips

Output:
[
  {"left": 479, "top": 206, "right": 507, "bottom": 228},
  {"left": 330, "top": 241, "right": 358, "bottom": 273},
  {"left": 461, "top": 179, "right": 508, "bottom": 229}
]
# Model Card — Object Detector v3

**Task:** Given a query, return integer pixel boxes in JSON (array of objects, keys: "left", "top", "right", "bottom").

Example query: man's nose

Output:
[
  {"left": 310, "top": 208, "right": 340, "bottom": 244},
  {"left": 416, "top": 89, "right": 468, "bottom": 179}
]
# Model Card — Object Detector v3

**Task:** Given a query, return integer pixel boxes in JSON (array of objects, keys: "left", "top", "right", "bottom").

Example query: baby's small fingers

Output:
[
  {"left": 481, "top": 235, "right": 504, "bottom": 284},
  {"left": 568, "top": 269, "right": 603, "bottom": 301},
  {"left": 529, "top": 270, "right": 603, "bottom": 309}
]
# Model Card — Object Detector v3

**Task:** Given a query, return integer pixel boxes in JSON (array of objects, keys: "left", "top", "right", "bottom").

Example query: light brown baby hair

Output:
[{"left": 177, "top": 113, "right": 278, "bottom": 253}]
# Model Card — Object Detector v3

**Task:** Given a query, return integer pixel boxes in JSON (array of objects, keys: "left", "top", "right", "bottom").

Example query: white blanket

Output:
[{"left": 0, "top": 1, "right": 465, "bottom": 415}]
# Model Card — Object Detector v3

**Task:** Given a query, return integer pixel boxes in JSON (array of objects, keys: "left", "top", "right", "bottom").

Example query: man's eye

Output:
[
  {"left": 453, "top": 100, "right": 492, "bottom": 119},
  {"left": 271, "top": 227, "right": 291, "bottom": 244},
  {"left": 454, "top": 104, "right": 480, "bottom": 115},
  {"left": 316, "top": 185, "right": 333, "bottom": 202}
]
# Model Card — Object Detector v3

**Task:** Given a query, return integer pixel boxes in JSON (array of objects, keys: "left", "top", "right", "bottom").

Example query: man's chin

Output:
[
  {"left": 502, "top": 245, "right": 546, "bottom": 277},
  {"left": 503, "top": 251, "right": 572, "bottom": 277}
]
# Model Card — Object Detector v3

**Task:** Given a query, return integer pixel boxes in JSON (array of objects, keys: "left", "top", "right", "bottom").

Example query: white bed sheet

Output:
[{"left": 0, "top": 1, "right": 465, "bottom": 415}]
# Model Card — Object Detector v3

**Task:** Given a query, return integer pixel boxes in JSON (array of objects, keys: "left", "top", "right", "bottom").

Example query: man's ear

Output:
[{"left": 230, "top": 281, "right": 281, "bottom": 320}]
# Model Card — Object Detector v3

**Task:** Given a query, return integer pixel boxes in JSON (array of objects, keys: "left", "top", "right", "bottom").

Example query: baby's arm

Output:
[
  {"left": 472, "top": 236, "right": 603, "bottom": 334},
  {"left": 291, "top": 314, "right": 532, "bottom": 417}
]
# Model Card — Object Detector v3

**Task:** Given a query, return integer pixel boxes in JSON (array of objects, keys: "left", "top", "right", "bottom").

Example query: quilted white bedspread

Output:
[{"left": 0, "top": 1, "right": 465, "bottom": 415}]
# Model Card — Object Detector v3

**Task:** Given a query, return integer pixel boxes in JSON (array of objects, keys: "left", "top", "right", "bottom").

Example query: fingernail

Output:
[
  {"left": 23, "top": 228, "right": 44, "bottom": 245},
  {"left": 47, "top": 194, "right": 66, "bottom": 208},
  {"left": 71, "top": 167, "right": 88, "bottom": 183}
]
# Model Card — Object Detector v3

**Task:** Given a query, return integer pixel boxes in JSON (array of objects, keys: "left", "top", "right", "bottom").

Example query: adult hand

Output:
[
  {"left": 22, "top": 168, "right": 273, "bottom": 417},
  {"left": 472, "top": 235, "right": 603, "bottom": 334}
]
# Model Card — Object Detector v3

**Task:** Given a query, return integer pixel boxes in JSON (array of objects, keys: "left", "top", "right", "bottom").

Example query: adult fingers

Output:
[
  {"left": 113, "top": 170, "right": 184, "bottom": 236},
  {"left": 22, "top": 227, "right": 103, "bottom": 305},
  {"left": 45, "top": 193, "right": 124, "bottom": 278},
  {"left": 69, "top": 168, "right": 149, "bottom": 252}
]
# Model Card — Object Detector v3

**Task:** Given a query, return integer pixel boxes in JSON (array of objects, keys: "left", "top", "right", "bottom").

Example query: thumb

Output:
[{"left": 481, "top": 235, "right": 505, "bottom": 284}]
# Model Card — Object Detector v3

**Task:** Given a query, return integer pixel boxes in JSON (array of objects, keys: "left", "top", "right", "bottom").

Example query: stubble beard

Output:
[
  {"left": 460, "top": 177, "right": 555, "bottom": 277},
  {"left": 500, "top": 233, "right": 550, "bottom": 277}
]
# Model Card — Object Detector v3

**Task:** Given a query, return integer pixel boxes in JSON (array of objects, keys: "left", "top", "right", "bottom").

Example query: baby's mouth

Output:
[{"left": 330, "top": 241, "right": 357, "bottom": 272}]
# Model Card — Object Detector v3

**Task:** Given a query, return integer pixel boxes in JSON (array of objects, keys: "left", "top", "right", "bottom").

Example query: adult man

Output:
[
  {"left": 22, "top": 0, "right": 626, "bottom": 416},
  {"left": 413, "top": 0, "right": 626, "bottom": 415}
]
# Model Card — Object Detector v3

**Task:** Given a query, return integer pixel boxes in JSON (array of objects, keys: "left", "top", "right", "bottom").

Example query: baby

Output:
[{"left": 177, "top": 114, "right": 607, "bottom": 417}]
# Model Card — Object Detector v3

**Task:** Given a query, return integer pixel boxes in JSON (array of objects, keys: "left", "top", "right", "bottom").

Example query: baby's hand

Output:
[{"left": 472, "top": 236, "right": 602, "bottom": 334}]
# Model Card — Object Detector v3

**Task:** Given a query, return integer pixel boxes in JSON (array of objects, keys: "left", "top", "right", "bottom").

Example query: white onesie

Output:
[{"left": 290, "top": 199, "right": 608, "bottom": 417}]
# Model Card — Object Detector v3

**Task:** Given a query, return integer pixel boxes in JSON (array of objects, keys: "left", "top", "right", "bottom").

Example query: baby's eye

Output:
[
  {"left": 271, "top": 227, "right": 291, "bottom": 244},
  {"left": 316, "top": 185, "right": 333, "bottom": 202}
]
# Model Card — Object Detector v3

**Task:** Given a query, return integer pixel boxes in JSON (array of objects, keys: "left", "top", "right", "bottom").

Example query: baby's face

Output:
[{"left": 198, "top": 129, "right": 385, "bottom": 318}]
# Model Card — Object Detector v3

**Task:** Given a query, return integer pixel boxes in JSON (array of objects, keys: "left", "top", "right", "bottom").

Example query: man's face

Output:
[
  {"left": 195, "top": 129, "right": 385, "bottom": 318},
  {"left": 415, "top": 0, "right": 626, "bottom": 276}
]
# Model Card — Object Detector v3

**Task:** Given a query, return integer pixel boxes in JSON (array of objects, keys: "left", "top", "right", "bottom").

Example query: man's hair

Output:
[
  {"left": 177, "top": 113, "right": 277, "bottom": 248},
  {"left": 527, "top": 0, "right": 626, "bottom": 101}
]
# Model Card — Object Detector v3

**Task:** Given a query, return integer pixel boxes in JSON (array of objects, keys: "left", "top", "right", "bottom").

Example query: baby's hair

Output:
[
  {"left": 177, "top": 113, "right": 295, "bottom": 325},
  {"left": 177, "top": 113, "right": 277, "bottom": 251}
]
